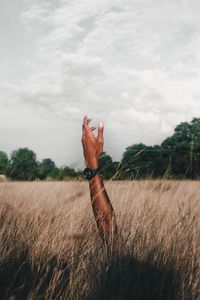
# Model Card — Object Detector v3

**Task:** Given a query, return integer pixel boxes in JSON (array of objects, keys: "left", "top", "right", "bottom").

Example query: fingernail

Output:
[{"left": 99, "top": 122, "right": 103, "bottom": 127}]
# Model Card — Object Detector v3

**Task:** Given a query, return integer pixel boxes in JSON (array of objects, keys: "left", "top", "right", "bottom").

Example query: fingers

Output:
[
  {"left": 82, "top": 115, "right": 86, "bottom": 136},
  {"left": 82, "top": 115, "right": 100, "bottom": 141},
  {"left": 82, "top": 123, "right": 86, "bottom": 137},
  {"left": 82, "top": 115, "right": 90, "bottom": 135},
  {"left": 83, "top": 115, "right": 97, "bottom": 139},
  {"left": 87, "top": 116, "right": 92, "bottom": 125},
  {"left": 98, "top": 121, "right": 104, "bottom": 142},
  {"left": 96, "top": 137, "right": 104, "bottom": 157},
  {"left": 96, "top": 121, "right": 104, "bottom": 156},
  {"left": 97, "top": 142, "right": 103, "bottom": 157},
  {"left": 85, "top": 115, "right": 92, "bottom": 126}
]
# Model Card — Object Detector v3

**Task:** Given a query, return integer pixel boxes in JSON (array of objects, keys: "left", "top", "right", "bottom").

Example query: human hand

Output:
[{"left": 81, "top": 115, "right": 104, "bottom": 169}]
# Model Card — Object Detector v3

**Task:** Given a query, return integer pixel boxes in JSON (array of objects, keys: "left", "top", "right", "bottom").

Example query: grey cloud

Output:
[{"left": 1, "top": 0, "right": 200, "bottom": 168}]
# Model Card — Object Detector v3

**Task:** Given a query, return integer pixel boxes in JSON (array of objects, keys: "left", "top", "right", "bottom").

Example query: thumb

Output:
[
  {"left": 96, "top": 122, "right": 104, "bottom": 157},
  {"left": 98, "top": 121, "right": 104, "bottom": 142}
]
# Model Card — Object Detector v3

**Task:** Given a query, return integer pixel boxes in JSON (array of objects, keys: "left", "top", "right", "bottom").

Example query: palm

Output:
[
  {"left": 82, "top": 116, "right": 104, "bottom": 163},
  {"left": 88, "top": 120, "right": 103, "bottom": 158}
]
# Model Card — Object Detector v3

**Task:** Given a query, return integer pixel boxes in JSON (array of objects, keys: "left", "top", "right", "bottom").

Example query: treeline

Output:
[
  {"left": 99, "top": 117, "right": 200, "bottom": 180},
  {"left": 1, "top": 118, "right": 200, "bottom": 180},
  {"left": 0, "top": 149, "right": 80, "bottom": 181}
]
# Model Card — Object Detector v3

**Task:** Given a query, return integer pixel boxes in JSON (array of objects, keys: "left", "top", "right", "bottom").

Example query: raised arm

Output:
[{"left": 81, "top": 115, "right": 117, "bottom": 250}]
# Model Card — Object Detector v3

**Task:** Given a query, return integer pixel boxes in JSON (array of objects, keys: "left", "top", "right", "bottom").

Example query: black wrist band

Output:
[{"left": 83, "top": 167, "right": 102, "bottom": 180}]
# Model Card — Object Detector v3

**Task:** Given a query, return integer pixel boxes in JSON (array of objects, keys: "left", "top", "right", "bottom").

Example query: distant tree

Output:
[
  {"left": 119, "top": 118, "right": 200, "bottom": 179},
  {"left": 0, "top": 151, "right": 8, "bottom": 174},
  {"left": 39, "top": 158, "right": 57, "bottom": 180},
  {"left": 75, "top": 168, "right": 85, "bottom": 180},
  {"left": 121, "top": 144, "right": 173, "bottom": 179},
  {"left": 111, "top": 161, "right": 121, "bottom": 180},
  {"left": 162, "top": 118, "right": 200, "bottom": 178},
  {"left": 121, "top": 144, "right": 146, "bottom": 179},
  {"left": 6, "top": 148, "right": 39, "bottom": 180},
  {"left": 152, "top": 145, "right": 172, "bottom": 178},
  {"left": 59, "top": 166, "right": 77, "bottom": 180},
  {"left": 99, "top": 152, "right": 120, "bottom": 179},
  {"left": 50, "top": 167, "right": 60, "bottom": 180}
]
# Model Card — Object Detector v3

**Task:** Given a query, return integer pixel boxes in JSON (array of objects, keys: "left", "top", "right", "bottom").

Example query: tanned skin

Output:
[{"left": 81, "top": 115, "right": 118, "bottom": 251}]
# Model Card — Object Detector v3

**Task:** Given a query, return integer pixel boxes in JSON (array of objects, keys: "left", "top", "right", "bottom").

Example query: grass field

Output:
[{"left": 0, "top": 180, "right": 199, "bottom": 300}]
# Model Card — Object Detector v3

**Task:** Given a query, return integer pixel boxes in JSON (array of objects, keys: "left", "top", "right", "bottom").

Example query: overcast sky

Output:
[{"left": 1, "top": 0, "right": 200, "bottom": 170}]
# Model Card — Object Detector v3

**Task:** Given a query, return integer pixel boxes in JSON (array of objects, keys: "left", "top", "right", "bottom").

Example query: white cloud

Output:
[{"left": 1, "top": 0, "right": 200, "bottom": 168}]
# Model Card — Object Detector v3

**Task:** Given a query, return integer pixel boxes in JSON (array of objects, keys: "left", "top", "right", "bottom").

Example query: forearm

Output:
[
  {"left": 89, "top": 173, "right": 117, "bottom": 246},
  {"left": 81, "top": 115, "right": 117, "bottom": 248}
]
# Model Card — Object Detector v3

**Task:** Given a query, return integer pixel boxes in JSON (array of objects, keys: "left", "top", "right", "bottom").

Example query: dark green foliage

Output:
[
  {"left": 59, "top": 166, "right": 77, "bottom": 180},
  {"left": 6, "top": 148, "right": 39, "bottom": 181},
  {"left": 75, "top": 169, "right": 85, "bottom": 180},
  {"left": 0, "top": 151, "right": 8, "bottom": 174},
  {"left": 162, "top": 118, "right": 200, "bottom": 179},
  {"left": 99, "top": 152, "right": 120, "bottom": 180},
  {"left": 50, "top": 166, "right": 60, "bottom": 179},
  {"left": 120, "top": 144, "right": 171, "bottom": 179},
  {"left": 121, "top": 143, "right": 147, "bottom": 179},
  {"left": 4, "top": 149, "right": 78, "bottom": 181},
  {"left": 120, "top": 118, "right": 200, "bottom": 179},
  {"left": 39, "top": 158, "right": 57, "bottom": 180}
]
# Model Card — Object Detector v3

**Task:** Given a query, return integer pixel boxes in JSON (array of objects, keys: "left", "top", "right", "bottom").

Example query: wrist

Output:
[
  {"left": 85, "top": 159, "right": 99, "bottom": 169},
  {"left": 83, "top": 166, "right": 102, "bottom": 181}
]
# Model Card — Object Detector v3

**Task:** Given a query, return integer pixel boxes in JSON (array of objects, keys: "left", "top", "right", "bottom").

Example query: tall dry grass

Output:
[{"left": 0, "top": 180, "right": 199, "bottom": 299}]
